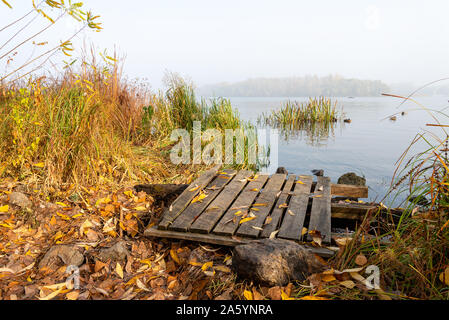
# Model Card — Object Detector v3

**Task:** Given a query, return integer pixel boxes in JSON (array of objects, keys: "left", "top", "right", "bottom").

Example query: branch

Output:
[
  {"left": 1, "top": 24, "right": 87, "bottom": 82},
  {"left": 0, "top": 11, "right": 65, "bottom": 61},
  {"left": 0, "top": 0, "right": 45, "bottom": 33}
]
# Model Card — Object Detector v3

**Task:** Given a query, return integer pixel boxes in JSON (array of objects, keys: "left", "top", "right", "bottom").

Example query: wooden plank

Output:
[
  {"left": 144, "top": 225, "right": 335, "bottom": 258},
  {"left": 212, "top": 174, "right": 269, "bottom": 236},
  {"left": 158, "top": 165, "right": 221, "bottom": 230},
  {"left": 168, "top": 170, "right": 236, "bottom": 232},
  {"left": 277, "top": 175, "right": 313, "bottom": 240},
  {"left": 260, "top": 175, "right": 296, "bottom": 238},
  {"left": 331, "top": 202, "right": 376, "bottom": 219},
  {"left": 189, "top": 170, "right": 253, "bottom": 234},
  {"left": 307, "top": 176, "right": 332, "bottom": 243},
  {"left": 330, "top": 183, "right": 368, "bottom": 198},
  {"left": 235, "top": 174, "right": 287, "bottom": 238}
]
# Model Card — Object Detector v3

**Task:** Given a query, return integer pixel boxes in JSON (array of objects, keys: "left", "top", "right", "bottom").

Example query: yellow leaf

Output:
[
  {"left": 39, "top": 288, "right": 63, "bottom": 300},
  {"left": 1, "top": 0, "right": 12, "bottom": 9},
  {"left": 281, "top": 290, "right": 294, "bottom": 300},
  {"left": 301, "top": 227, "right": 308, "bottom": 236},
  {"left": 189, "top": 260, "right": 203, "bottom": 267},
  {"left": 192, "top": 192, "right": 207, "bottom": 204},
  {"left": 170, "top": 249, "right": 181, "bottom": 265},
  {"left": 239, "top": 217, "right": 256, "bottom": 224},
  {"left": 33, "top": 162, "right": 45, "bottom": 168},
  {"left": 253, "top": 203, "right": 268, "bottom": 207},
  {"left": 124, "top": 190, "right": 134, "bottom": 198},
  {"left": 0, "top": 205, "right": 9, "bottom": 213},
  {"left": 300, "top": 295, "right": 328, "bottom": 300},
  {"left": 116, "top": 262, "right": 124, "bottom": 279},
  {"left": 250, "top": 188, "right": 259, "bottom": 192},
  {"left": 56, "top": 212, "right": 70, "bottom": 221},
  {"left": 296, "top": 180, "right": 305, "bottom": 184},
  {"left": 439, "top": 267, "right": 449, "bottom": 285},
  {"left": 322, "top": 274, "right": 337, "bottom": 282},
  {"left": 234, "top": 210, "right": 242, "bottom": 216},
  {"left": 66, "top": 291, "right": 79, "bottom": 300},
  {"left": 134, "top": 206, "right": 147, "bottom": 211},
  {"left": 201, "top": 261, "right": 213, "bottom": 271},
  {"left": 214, "top": 265, "right": 231, "bottom": 273},
  {"left": 55, "top": 202, "right": 67, "bottom": 207},
  {"left": 243, "top": 290, "right": 253, "bottom": 300},
  {"left": 189, "top": 185, "right": 200, "bottom": 192}
]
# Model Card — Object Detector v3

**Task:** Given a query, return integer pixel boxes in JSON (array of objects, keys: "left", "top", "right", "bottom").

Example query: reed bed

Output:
[
  {"left": 258, "top": 97, "right": 342, "bottom": 129},
  {"left": 0, "top": 55, "right": 257, "bottom": 192}
]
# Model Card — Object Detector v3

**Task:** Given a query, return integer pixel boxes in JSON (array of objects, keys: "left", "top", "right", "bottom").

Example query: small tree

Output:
[{"left": 0, "top": 0, "right": 102, "bottom": 84}]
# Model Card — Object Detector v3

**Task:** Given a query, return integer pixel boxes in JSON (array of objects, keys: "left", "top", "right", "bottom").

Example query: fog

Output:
[{"left": 2, "top": 0, "right": 449, "bottom": 90}]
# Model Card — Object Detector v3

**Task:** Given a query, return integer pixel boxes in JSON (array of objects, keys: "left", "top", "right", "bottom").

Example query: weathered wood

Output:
[
  {"left": 331, "top": 202, "right": 376, "bottom": 219},
  {"left": 168, "top": 170, "right": 236, "bottom": 232},
  {"left": 144, "top": 225, "right": 335, "bottom": 258},
  {"left": 278, "top": 175, "right": 313, "bottom": 240},
  {"left": 307, "top": 176, "right": 332, "bottom": 243},
  {"left": 330, "top": 183, "right": 368, "bottom": 198},
  {"left": 236, "top": 174, "right": 287, "bottom": 238},
  {"left": 189, "top": 170, "right": 253, "bottom": 234},
  {"left": 260, "top": 175, "right": 296, "bottom": 238},
  {"left": 158, "top": 165, "right": 221, "bottom": 230},
  {"left": 212, "top": 174, "right": 269, "bottom": 236}
]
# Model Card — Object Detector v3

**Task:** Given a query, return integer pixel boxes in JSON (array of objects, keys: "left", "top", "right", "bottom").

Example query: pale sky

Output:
[{"left": 1, "top": 0, "right": 449, "bottom": 89}]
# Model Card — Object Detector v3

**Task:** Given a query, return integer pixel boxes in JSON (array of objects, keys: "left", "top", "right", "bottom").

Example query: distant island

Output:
[{"left": 197, "top": 75, "right": 390, "bottom": 97}]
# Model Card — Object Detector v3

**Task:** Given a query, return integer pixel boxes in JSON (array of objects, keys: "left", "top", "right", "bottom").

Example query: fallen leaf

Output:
[
  {"left": 243, "top": 290, "right": 253, "bottom": 300},
  {"left": 239, "top": 217, "right": 256, "bottom": 224},
  {"left": 355, "top": 254, "right": 368, "bottom": 266},
  {"left": 269, "top": 230, "right": 279, "bottom": 239},
  {"left": 170, "top": 249, "right": 181, "bottom": 265},
  {"left": 300, "top": 295, "right": 328, "bottom": 300},
  {"left": 0, "top": 205, "right": 9, "bottom": 213},
  {"left": 116, "top": 262, "right": 124, "bottom": 279},
  {"left": 66, "top": 291, "right": 79, "bottom": 300},
  {"left": 439, "top": 267, "right": 449, "bottom": 285}
]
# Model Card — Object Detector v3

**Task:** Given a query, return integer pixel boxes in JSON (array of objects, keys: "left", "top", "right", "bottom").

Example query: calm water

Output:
[{"left": 225, "top": 96, "right": 449, "bottom": 206}]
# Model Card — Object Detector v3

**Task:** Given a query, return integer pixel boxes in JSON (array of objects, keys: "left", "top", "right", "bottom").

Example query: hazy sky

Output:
[{"left": 2, "top": 0, "right": 449, "bottom": 89}]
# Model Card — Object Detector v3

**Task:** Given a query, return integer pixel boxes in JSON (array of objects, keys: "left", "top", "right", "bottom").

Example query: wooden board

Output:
[
  {"left": 213, "top": 174, "right": 269, "bottom": 236},
  {"left": 235, "top": 174, "right": 287, "bottom": 238},
  {"left": 330, "top": 183, "right": 368, "bottom": 198},
  {"left": 277, "top": 175, "right": 313, "bottom": 240},
  {"left": 144, "top": 225, "right": 335, "bottom": 258},
  {"left": 307, "top": 176, "right": 332, "bottom": 243},
  {"left": 260, "top": 175, "right": 297, "bottom": 238},
  {"left": 189, "top": 170, "right": 253, "bottom": 234},
  {"left": 168, "top": 170, "right": 236, "bottom": 232},
  {"left": 158, "top": 165, "right": 221, "bottom": 230}
]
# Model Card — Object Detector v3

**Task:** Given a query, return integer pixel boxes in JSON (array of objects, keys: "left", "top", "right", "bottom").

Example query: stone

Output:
[
  {"left": 39, "top": 245, "right": 84, "bottom": 269},
  {"left": 97, "top": 240, "right": 129, "bottom": 262},
  {"left": 232, "top": 239, "right": 326, "bottom": 286},
  {"left": 311, "top": 169, "right": 324, "bottom": 176},
  {"left": 9, "top": 192, "right": 32, "bottom": 210},
  {"left": 275, "top": 167, "right": 288, "bottom": 174},
  {"left": 337, "top": 172, "right": 366, "bottom": 186}
]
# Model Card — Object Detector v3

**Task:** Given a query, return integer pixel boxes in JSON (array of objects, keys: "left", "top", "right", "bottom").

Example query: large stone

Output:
[
  {"left": 232, "top": 239, "right": 326, "bottom": 286},
  {"left": 97, "top": 240, "right": 129, "bottom": 262},
  {"left": 9, "top": 192, "right": 32, "bottom": 210},
  {"left": 39, "top": 245, "right": 84, "bottom": 269},
  {"left": 337, "top": 172, "right": 366, "bottom": 186}
]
